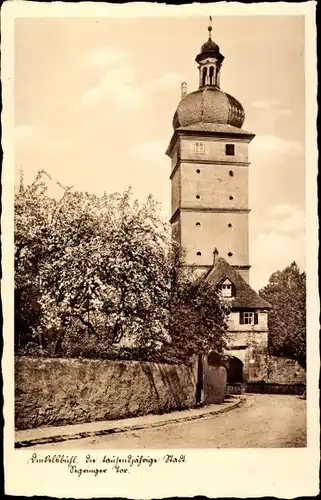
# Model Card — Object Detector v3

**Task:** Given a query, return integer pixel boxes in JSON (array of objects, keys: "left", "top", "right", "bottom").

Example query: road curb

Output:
[{"left": 15, "top": 397, "right": 246, "bottom": 448}]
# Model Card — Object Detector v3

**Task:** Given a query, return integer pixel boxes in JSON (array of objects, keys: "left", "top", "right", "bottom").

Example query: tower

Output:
[
  {"left": 166, "top": 20, "right": 255, "bottom": 284},
  {"left": 166, "top": 19, "right": 272, "bottom": 385}
]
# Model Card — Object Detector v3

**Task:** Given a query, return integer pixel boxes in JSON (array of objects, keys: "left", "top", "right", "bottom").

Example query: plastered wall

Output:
[{"left": 15, "top": 357, "right": 198, "bottom": 431}]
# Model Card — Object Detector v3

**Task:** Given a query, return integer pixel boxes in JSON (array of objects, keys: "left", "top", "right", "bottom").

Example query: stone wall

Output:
[
  {"left": 15, "top": 357, "right": 198, "bottom": 431},
  {"left": 227, "top": 330, "right": 268, "bottom": 382},
  {"left": 226, "top": 340, "right": 305, "bottom": 387},
  {"left": 266, "top": 356, "right": 306, "bottom": 385},
  {"left": 245, "top": 356, "right": 306, "bottom": 394},
  {"left": 203, "top": 355, "right": 227, "bottom": 404},
  {"left": 248, "top": 354, "right": 306, "bottom": 385},
  {"left": 228, "top": 330, "right": 268, "bottom": 349}
]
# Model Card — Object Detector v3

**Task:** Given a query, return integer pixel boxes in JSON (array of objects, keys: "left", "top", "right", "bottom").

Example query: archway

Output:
[{"left": 226, "top": 356, "right": 244, "bottom": 384}]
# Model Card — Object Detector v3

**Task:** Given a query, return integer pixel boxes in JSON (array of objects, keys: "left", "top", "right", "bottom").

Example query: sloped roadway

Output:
[{"left": 32, "top": 394, "right": 306, "bottom": 449}]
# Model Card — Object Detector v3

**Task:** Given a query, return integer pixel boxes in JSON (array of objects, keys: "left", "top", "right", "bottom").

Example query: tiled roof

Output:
[
  {"left": 173, "top": 87, "right": 245, "bottom": 130},
  {"left": 203, "top": 257, "right": 272, "bottom": 310}
]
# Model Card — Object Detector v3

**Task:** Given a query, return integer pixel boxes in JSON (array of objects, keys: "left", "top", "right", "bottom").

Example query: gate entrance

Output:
[{"left": 226, "top": 356, "right": 244, "bottom": 384}]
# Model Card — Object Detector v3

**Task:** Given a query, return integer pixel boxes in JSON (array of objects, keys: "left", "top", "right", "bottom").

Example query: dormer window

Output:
[
  {"left": 195, "top": 142, "right": 205, "bottom": 154},
  {"left": 222, "top": 284, "right": 232, "bottom": 297},
  {"left": 221, "top": 278, "right": 233, "bottom": 298}
]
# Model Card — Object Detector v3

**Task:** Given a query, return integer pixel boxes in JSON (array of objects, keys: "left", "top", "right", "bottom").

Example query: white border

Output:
[{"left": 2, "top": 2, "right": 319, "bottom": 498}]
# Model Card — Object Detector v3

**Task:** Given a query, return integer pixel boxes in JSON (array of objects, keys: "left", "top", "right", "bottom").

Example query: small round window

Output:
[
  {"left": 229, "top": 196, "right": 234, "bottom": 200},
  {"left": 228, "top": 252, "right": 233, "bottom": 257},
  {"left": 228, "top": 223, "right": 232, "bottom": 228},
  {"left": 196, "top": 195, "right": 200, "bottom": 199},
  {"left": 196, "top": 169, "right": 201, "bottom": 173},
  {"left": 197, "top": 252, "right": 202, "bottom": 256},
  {"left": 196, "top": 222, "right": 201, "bottom": 226}
]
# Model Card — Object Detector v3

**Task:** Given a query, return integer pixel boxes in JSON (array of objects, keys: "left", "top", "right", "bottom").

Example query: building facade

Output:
[{"left": 166, "top": 22, "right": 271, "bottom": 382}]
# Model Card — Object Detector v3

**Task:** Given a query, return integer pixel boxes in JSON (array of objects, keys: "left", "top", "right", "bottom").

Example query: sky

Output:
[{"left": 14, "top": 15, "right": 306, "bottom": 290}]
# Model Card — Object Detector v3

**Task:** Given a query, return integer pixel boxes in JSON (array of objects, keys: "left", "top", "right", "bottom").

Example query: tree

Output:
[
  {"left": 163, "top": 246, "right": 230, "bottom": 362},
  {"left": 259, "top": 262, "right": 306, "bottom": 368},
  {"left": 15, "top": 171, "right": 229, "bottom": 361},
  {"left": 15, "top": 173, "right": 172, "bottom": 355},
  {"left": 15, "top": 172, "right": 57, "bottom": 351}
]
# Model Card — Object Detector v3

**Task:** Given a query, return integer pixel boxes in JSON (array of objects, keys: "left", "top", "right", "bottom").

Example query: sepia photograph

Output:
[
  {"left": 13, "top": 12, "right": 307, "bottom": 448},
  {"left": 1, "top": 1, "right": 319, "bottom": 498}
]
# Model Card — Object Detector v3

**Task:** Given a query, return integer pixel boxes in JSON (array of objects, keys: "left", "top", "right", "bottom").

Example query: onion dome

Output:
[
  {"left": 172, "top": 18, "right": 245, "bottom": 130},
  {"left": 173, "top": 87, "right": 245, "bottom": 129},
  {"left": 195, "top": 33, "right": 224, "bottom": 64},
  {"left": 195, "top": 22, "right": 224, "bottom": 64}
]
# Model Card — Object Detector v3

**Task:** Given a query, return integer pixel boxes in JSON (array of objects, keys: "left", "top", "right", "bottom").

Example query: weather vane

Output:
[{"left": 208, "top": 15, "right": 213, "bottom": 39}]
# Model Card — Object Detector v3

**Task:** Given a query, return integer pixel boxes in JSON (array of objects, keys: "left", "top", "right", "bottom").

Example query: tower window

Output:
[
  {"left": 195, "top": 142, "right": 205, "bottom": 154},
  {"left": 196, "top": 222, "right": 201, "bottom": 226},
  {"left": 196, "top": 169, "right": 201, "bottom": 173},
  {"left": 225, "top": 144, "right": 235, "bottom": 156},
  {"left": 209, "top": 66, "right": 214, "bottom": 86},
  {"left": 196, "top": 251, "right": 202, "bottom": 256},
  {"left": 240, "top": 311, "right": 259, "bottom": 325},
  {"left": 202, "top": 67, "right": 207, "bottom": 87},
  {"left": 228, "top": 223, "right": 232, "bottom": 228},
  {"left": 229, "top": 195, "right": 234, "bottom": 200},
  {"left": 228, "top": 252, "right": 233, "bottom": 257},
  {"left": 229, "top": 170, "right": 234, "bottom": 176},
  {"left": 196, "top": 195, "right": 200, "bottom": 199}
]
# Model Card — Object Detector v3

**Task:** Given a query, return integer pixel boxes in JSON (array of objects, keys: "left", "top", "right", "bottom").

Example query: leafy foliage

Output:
[
  {"left": 15, "top": 171, "right": 229, "bottom": 362},
  {"left": 165, "top": 247, "right": 230, "bottom": 360},
  {"left": 259, "top": 262, "right": 306, "bottom": 368}
]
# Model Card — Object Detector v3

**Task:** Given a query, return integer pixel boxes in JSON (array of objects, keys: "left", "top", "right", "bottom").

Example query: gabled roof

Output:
[{"left": 203, "top": 257, "right": 272, "bottom": 310}]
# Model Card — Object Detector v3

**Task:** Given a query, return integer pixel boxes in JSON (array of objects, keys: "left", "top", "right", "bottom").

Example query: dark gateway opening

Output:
[{"left": 226, "top": 356, "right": 244, "bottom": 384}]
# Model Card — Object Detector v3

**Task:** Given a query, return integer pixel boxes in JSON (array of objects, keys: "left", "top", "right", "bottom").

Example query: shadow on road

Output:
[{"left": 224, "top": 394, "right": 238, "bottom": 401}]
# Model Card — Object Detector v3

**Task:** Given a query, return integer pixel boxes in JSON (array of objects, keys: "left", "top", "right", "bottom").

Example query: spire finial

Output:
[
  {"left": 208, "top": 15, "right": 212, "bottom": 39},
  {"left": 19, "top": 166, "right": 24, "bottom": 194},
  {"left": 213, "top": 247, "right": 219, "bottom": 265}
]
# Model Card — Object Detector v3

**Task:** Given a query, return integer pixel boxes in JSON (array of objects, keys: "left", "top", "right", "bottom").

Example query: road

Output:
[{"left": 32, "top": 394, "right": 306, "bottom": 449}]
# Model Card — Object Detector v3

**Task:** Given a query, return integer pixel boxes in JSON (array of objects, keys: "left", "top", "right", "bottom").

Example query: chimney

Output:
[
  {"left": 181, "top": 81, "right": 187, "bottom": 100},
  {"left": 213, "top": 247, "right": 219, "bottom": 266}
]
